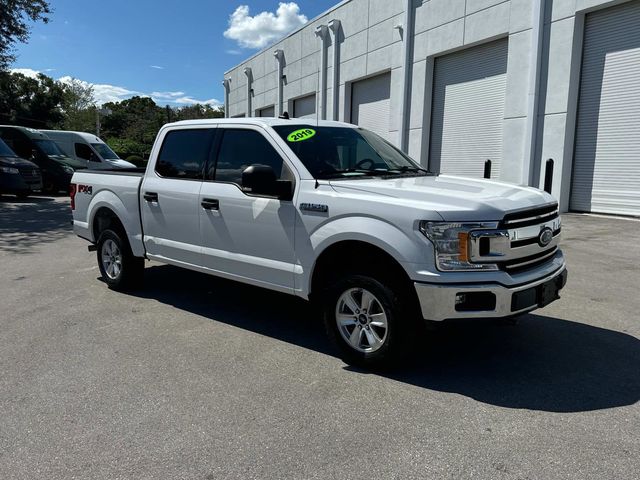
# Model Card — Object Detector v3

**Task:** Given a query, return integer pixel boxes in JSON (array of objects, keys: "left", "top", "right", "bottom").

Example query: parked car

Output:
[
  {"left": 0, "top": 126, "right": 86, "bottom": 193},
  {"left": 0, "top": 137, "right": 42, "bottom": 198},
  {"left": 41, "top": 130, "right": 136, "bottom": 170},
  {"left": 70, "top": 118, "right": 567, "bottom": 369}
]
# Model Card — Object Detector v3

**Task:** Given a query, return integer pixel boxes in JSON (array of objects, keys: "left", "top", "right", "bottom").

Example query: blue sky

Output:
[{"left": 12, "top": 0, "right": 337, "bottom": 106}]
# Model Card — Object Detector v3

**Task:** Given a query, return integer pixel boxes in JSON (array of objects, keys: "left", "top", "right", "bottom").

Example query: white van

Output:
[{"left": 40, "top": 130, "right": 136, "bottom": 170}]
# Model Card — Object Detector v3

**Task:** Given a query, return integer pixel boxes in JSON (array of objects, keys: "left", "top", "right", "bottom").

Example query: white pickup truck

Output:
[{"left": 71, "top": 118, "right": 567, "bottom": 368}]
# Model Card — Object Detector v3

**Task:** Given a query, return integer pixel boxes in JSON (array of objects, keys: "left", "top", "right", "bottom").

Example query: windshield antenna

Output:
[{"left": 316, "top": 67, "right": 320, "bottom": 128}]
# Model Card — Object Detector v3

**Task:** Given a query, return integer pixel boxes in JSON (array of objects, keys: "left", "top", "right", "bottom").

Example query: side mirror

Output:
[
  {"left": 242, "top": 164, "right": 293, "bottom": 200},
  {"left": 89, "top": 152, "right": 101, "bottom": 163}
]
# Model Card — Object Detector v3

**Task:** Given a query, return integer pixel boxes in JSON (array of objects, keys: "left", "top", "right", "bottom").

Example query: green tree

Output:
[
  {"left": 60, "top": 77, "right": 96, "bottom": 131},
  {"left": 174, "top": 104, "right": 224, "bottom": 121},
  {"left": 100, "top": 96, "right": 165, "bottom": 156},
  {"left": 0, "top": 70, "right": 64, "bottom": 127},
  {"left": 0, "top": 0, "right": 52, "bottom": 70}
]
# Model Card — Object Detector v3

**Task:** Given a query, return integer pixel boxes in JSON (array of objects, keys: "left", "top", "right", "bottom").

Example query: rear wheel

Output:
[
  {"left": 322, "top": 274, "right": 415, "bottom": 370},
  {"left": 96, "top": 229, "right": 144, "bottom": 290}
]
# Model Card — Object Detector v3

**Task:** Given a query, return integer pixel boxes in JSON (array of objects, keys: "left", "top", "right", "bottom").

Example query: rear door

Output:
[
  {"left": 141, "top": 127, "right": 215, "bottom": 266},
  {"left": 198, "top": 125, "right": 298, "bottom": 292}
]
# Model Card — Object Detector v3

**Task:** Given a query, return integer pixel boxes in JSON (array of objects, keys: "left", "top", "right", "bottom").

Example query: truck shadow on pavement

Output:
[
  {"left": 132, "top": 264, "right": 640, "bottom": 414},
  {"left": 0, "top": 196, "right": 72, "bottom": 254}
]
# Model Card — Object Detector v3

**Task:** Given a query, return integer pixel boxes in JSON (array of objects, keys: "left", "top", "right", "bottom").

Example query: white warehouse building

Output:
[{"left": 223, "top": 0, "right": 640, "bottom": 216}]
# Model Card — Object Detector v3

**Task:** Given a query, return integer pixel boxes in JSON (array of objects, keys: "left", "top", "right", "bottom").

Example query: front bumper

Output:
[{"left": 414, "top": 265, "right": 568, "bottom": 321}]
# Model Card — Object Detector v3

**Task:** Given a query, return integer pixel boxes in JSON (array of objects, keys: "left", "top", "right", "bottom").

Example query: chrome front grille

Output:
[{"left": 469, "top": 203, "right": 561, "bottom": 273}]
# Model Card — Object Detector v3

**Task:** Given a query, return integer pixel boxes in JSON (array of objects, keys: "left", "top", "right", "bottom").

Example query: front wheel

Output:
[
  {"left": 97, "top": 229, "right": 144, "bottom": 290},
  {"left": 323, "top": 275, "right": 414, "bottom": 370}
]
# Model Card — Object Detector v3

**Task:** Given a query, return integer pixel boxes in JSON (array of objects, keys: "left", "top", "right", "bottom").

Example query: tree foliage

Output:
[
  {"left": 60, "top": 77, "right": 96, "bottom": 132},
  {"left": 0, "top": 0, "right": 52, "bottom": 70},
  {"left": 0, "top": 70, "right": 225, "bottom": 158},
  {"left": 0, "top": 70, "right": 64, "bottom": 127}
]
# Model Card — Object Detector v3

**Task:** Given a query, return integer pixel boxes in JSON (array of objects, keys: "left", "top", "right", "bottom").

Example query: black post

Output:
[
  {"left": 484, "top": 159, "right": 492, "bottom": 179},
  {"left": 544, "top": 159, "right": 554, "bottom": 194}
]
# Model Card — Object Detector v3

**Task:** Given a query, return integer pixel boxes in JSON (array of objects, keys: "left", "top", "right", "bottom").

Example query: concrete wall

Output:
[{"left": 224, "top": 0, "right": 638, "bottom": 211}]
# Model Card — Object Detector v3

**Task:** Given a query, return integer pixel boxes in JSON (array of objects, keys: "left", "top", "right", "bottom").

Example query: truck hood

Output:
[
  {"left": 0, "top": 156, "right": 38, "bottom": 168},
  {"left": 105, "top": 158, "right": 137, "bottom": 169},
  {"left": 328, "top": 174, "right": 556, "bottom": 221}
]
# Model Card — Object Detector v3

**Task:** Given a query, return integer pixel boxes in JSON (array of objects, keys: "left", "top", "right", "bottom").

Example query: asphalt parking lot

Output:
[{"left": 1, "top": 195, "right": 639, "bottom": 479}]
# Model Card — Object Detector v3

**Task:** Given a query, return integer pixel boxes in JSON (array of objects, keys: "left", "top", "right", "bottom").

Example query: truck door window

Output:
[
  {"left": 75, "top": 143, "right": 94, "bottom": 161},
  {"left": 155, "top": 129, "right": 214, "bottom": 179},
  {"left": 211, "top": 129, "right": 286, "bottom": 185}
]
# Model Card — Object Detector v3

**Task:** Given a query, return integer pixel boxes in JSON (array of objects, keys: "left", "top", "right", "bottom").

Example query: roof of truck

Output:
[
  {"left": 165, "top": 118, "right": 357, "bottom": 129},
  {"left": 41, "top": 130, "right": 106, "bottom": 143}
]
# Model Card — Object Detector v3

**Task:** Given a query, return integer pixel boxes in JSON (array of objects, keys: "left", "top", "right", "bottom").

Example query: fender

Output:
[
  {"left": 87, "top": 189, "right": 145, "bottom": 257},
  {"left": 297, "top": 215, "right": 435, "bottom": 298}
]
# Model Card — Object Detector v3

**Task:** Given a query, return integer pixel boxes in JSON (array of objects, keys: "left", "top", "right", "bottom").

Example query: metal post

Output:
[
  {"left": 484, "top": 159, "right": 492, "bottom": 179},
  {"left": 544, "top": 159, "right": 554, "bottom": 193}
]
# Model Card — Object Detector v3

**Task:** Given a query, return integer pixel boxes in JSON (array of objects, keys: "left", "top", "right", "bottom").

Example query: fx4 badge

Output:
[
  {"left": 300, "top": 203, "right": 328, "bottom": 213},
  {"left": 78, "top": 184, "right": 93, "bottom": 195}
]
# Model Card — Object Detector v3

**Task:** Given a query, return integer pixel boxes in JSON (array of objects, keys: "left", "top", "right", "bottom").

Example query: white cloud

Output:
[
  {"left": 225, "top": 49, "right": 243, "bottom": 55},
  {"left": 11, "top": 68, "right": 221, "bottom": 107},
  {"left": 10, "top": 68, "right": 41, "bottom": 79},
  {"left": 224, "top": 2, "right": 308, "bottom": 49},
  {"left": 150, "top": 65, "right": 164, "bottom": 70}
]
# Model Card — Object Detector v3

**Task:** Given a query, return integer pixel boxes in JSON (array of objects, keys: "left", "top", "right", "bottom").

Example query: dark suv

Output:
[
  {"left": 0, "top": 126, "right": 86, "bottom": 193},
  {"left": 0, "top": 137, "right": 42, "bottom": 198}
]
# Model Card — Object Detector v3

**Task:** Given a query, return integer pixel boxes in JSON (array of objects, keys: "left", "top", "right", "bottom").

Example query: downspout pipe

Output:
[
  {"left": 244, "top": 67, "right": 253, "bottom": 116},
  {"left": 274, "top": 49, "right": 285, "bottom": 116},
  {"left": 328, "top": 19, "right": 341, "bottom": 121},
  {"left": 315, "top": 25, "right": 329, "bottom": 120},
  {"left": 222, "top": 78, "right": 230, "bottom": 118},
  {"left": 398, "top": 0, "right": 415, "bottom": 152},
  {"left": 523, "top": 0, "right": 546, "bottom": 185}
]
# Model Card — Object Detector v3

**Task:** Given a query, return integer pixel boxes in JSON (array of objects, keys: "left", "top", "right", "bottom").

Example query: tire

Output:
[
  {"left": 96, "top": 229, "right": 144, "bottom": 291},
  {"left": 322, "top": 274, "right": 415, "bottom": 370}
]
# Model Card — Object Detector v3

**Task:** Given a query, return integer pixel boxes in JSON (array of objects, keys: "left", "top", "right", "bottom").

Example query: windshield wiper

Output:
[{"left": 388, "top": 166, "right": 431, "bottom": 174}]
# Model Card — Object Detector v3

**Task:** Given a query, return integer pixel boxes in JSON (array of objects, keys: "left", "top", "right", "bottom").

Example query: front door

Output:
[
  {"left": 199, "top": 126, "right": 297, "bottom": 292},
  {"left": 141, "top": 127, "right": 215, "bottom": 266}
]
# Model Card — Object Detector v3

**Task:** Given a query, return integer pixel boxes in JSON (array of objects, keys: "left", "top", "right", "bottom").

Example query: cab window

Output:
[
  {"left": 155, "top": 129, "right": 214, "bottom": 179},
  {"left": 75, "top": 143, "right": 95, "bottom": 161},
  {"left": 210, "top": 129, "right": 286, "bottom": 185}
]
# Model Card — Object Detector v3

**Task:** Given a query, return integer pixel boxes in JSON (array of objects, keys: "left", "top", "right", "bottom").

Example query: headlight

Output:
[
  {"left": 0, "top": 166, "right": 20, "bottom": 174},
  {"left": 62, "top": 165, "right": 74, "bottom": 175},
  {"left": 419, "top": 221, "right": 499, "bottom": 271}
]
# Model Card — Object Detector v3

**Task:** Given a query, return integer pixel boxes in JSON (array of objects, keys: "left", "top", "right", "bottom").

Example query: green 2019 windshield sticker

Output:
[{"left": 287, "top": 128, "right": 316, "bottom": 142}]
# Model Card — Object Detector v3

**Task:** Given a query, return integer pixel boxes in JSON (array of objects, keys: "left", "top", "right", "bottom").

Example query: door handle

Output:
[
  {"left": 143, "top": 192, "right": 158, "bottom": 202},
  {"left": 201, "top": 198, "right": 219, "bottom": 210}
]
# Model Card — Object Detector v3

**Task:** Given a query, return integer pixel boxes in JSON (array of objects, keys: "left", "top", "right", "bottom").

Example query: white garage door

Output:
[
  {"left": 570, "top": 1, "right": 640, "bottom": 216},
  {"left": 293, "top": 95, "right": 316, "bottom": 119},
  {"left": 429, "top": 39, "right": 508, "bottom": 178},
  {"left": 258, "top": 105, "right": 275, "bottom": 117},
  {"left": 351, "top": 72, "right": 392, "bottom": 142}
]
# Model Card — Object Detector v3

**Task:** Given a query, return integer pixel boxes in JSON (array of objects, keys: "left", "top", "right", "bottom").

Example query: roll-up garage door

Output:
[
  {"left": 429, "top": 39, "right": 508, "bottom": 178},
  {"left": 570, "top": 1, "right": 640, "bottom": 216},
  {"left": 293, "top": 95, "right": 316, "bottom": 119},
  {"left": 258, "top": 105, "right": 275, "bottom": 117},
  {"left": 351, "top": 72, "right": 392, "bottom": 142}
]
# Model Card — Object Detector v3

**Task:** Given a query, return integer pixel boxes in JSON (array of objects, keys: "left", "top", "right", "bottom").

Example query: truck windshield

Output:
[
  {"left": 91, "top": 143, "right": 120, "bottom": 160},
  {"left": 34, "top": 139, "right": 66, "bottom": 157},
  {"left": 0, "top": 138, "right": 17, "bottom": 157},
  {"left": 272, "top": 125, "right": 430, "bottom": 180}
]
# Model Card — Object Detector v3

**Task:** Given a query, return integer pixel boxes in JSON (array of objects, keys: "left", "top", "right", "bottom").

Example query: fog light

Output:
[{"left": 455, "top": 293, "right": 466, "bottom": 305}]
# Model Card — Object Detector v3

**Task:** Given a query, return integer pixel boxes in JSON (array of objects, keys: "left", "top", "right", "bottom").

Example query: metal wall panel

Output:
[
  {"left": 571, "top": 1, "right": 640, "bottom": 216},
  {"left": 429, "top": 39, "right": 508, "bottom": 178},
  {"left": 258, "top": 106, "right": 275, "bottom": 117}
]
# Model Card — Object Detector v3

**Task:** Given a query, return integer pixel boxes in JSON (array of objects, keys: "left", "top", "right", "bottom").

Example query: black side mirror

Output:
[{"left": 242, "top": 164, "right": 293, "bottom": 200}]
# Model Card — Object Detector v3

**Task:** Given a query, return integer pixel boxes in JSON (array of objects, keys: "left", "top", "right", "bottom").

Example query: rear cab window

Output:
[{"left": 155, "top": 129, "right": 215, "bottom": 179}]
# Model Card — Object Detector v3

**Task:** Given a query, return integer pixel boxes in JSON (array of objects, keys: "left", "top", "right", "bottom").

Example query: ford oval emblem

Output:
[{"left": 538, "top": 227, "right": 553, "bottom": 247}]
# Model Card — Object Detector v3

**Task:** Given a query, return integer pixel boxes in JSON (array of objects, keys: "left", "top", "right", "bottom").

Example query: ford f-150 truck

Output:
[{"left": 71, "top": 118, "right": 567, "bottom": 368}]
